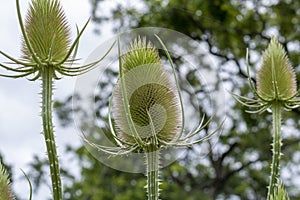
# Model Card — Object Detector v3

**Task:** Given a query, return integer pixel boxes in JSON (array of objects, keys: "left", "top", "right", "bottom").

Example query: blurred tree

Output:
[{"left": 28, "top": 0, "right": 300, "bottom": 199}]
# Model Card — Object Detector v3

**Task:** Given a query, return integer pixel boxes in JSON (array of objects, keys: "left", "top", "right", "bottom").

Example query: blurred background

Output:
[{"left": 1, "top": 0, "right": 300, "bottom": 199}]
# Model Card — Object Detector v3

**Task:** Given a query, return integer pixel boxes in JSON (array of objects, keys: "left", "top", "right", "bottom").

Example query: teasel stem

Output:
[
  {"left": 267, "top": 101, "right": 282, "bottom": 200},
  {"left": 145, "top": 144, "right": 161, "bottom": 200},
  {"left": 41, "top": 66, "right": 62, "bottom": 200}
]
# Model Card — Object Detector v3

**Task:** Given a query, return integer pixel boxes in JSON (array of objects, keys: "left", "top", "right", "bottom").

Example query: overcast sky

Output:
[{"left": 0, "top": 0, "right": 114, "bottom": 198}]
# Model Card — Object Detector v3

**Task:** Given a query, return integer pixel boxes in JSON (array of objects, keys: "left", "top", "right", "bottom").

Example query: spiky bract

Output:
[
  {"left": 22, "top": 0, "right": 71, "bottom": 63},
  {"left": 114, "top": 38, "right": 181, "bottom": 145},
  {"left": 257, "top": 37, "right": 297, "bottom": 101}
]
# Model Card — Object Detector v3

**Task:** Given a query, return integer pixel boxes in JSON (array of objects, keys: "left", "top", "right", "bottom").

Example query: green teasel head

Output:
[
  {"left": 231, "top": 37, "right": 300, "bottom": 113},
  {"left": 257, "top": 37, "right": 297, "bottom": 101},
  {"left": 0, "top": 0, "right": 115, "bottom": 80},
  {"left": 87, "top": 35, "right": 220, "bottom": 156},
  {"left": 0, "top": 162, "right": 14, "bottom": 200},
  {"left": 113, "top": 37, "right": 182, "bottom": 145},
  {"left": 22, "top": 0, "right": 71, "bottom": 63}
]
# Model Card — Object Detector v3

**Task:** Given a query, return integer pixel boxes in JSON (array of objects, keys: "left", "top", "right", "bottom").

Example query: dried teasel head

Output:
[
  {"left": 257, "top": 37, "right": 297, "bottom": 101},
  {"left": 22, "top": 0, "right": 71, "bottom": 63},
  {"left": 113, "top": 37, "right": 182, "bottom": 146}
]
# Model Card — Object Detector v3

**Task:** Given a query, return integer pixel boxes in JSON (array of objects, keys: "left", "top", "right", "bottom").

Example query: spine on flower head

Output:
[
  {"left": 257, "top": 37, "right": 297, "bottom": 101},
  {"left": 113, "top": 37, "right": 182, "bottom": 146}
]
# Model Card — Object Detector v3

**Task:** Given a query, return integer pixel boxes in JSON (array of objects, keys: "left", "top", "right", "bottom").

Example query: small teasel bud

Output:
[
  {"left": 257, "top": 37, "right": 297, "bottom": 101},
  {"left": 113, "top": 37, "right": 182, "bottom": 145},
  {"left": 270, "top": 182, "right": 290, "bottom": 200},
  {"left": 0, "top": 162, "right": 14, "bottom": 200},
  {"left": 22, "top": 0, "right": 71, "bottom": 62}
]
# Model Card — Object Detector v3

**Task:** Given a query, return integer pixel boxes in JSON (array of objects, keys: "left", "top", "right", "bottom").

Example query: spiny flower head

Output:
[
  {"left": 257, "top": 37, "right": 297, "bottom": 101},
  {"left": 113, "top": 37, "right": 182, "bottom": 146},
  {"left": 0, "top": 0, "right": 114, "bottom": 80},
  {"left": 22, "top": 0, "right": 71, "bottom": 63},
  {"left": 86, "top": 35, "right": 220, "bottom": 156},
  {"left": 232, "top": 37, "right": 300, "bottom": 113}
]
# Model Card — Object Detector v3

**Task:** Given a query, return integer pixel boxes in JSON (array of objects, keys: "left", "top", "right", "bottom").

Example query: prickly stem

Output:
[
  {"left": 267, "top": 101, "right": 282, "bottom": 200},
  {"left": 145, "top": 144, "right": 161, "bottom": 200},
  {"left": 41, "top": 67, "right": 62, "bottom": 200}
]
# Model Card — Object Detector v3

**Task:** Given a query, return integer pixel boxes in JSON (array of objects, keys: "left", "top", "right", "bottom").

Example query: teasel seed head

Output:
[
  {"left": 257, "top": 37, "right": 297, "bottom": 101},
  {"left": 113, "top": 37, "right": 182, "bottom": 145},
  {"left": 22, "top": 0, "right": 71, "bottom": 63}
]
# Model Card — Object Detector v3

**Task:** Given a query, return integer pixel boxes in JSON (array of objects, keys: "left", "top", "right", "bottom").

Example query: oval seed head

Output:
[
  {"left": 113, "top": 37, "right": 181, "bottom": 145},
  {"left": 0, "top": 162, "right": 14, "bottom": 200},
  {"left": 22, "top": 0, "right": 71, "bottom": 63},
  {"left": 257, "top": 37, "right": 297, "bottom": 101}
]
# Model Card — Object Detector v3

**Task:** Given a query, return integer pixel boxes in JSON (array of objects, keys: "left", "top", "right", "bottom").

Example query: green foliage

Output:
[{"left": 60, "top": 145, "right": 213, "bottom": 200}]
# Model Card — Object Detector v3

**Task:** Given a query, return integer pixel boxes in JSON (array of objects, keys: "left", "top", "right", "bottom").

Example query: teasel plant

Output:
[
  {"left": 231, "top": 37, "right": 300, "bottom": 200},
  {"left": 85, "top": 35, "right": 223, "bottom": 200},
  {"left": 0, "top": 0, "right": 114, "bottom": 199}
]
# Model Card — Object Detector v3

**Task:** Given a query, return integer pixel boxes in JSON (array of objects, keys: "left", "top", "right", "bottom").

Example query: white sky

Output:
[{"left": 0, "top": 0, "right": 113, "bottom": 199}]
